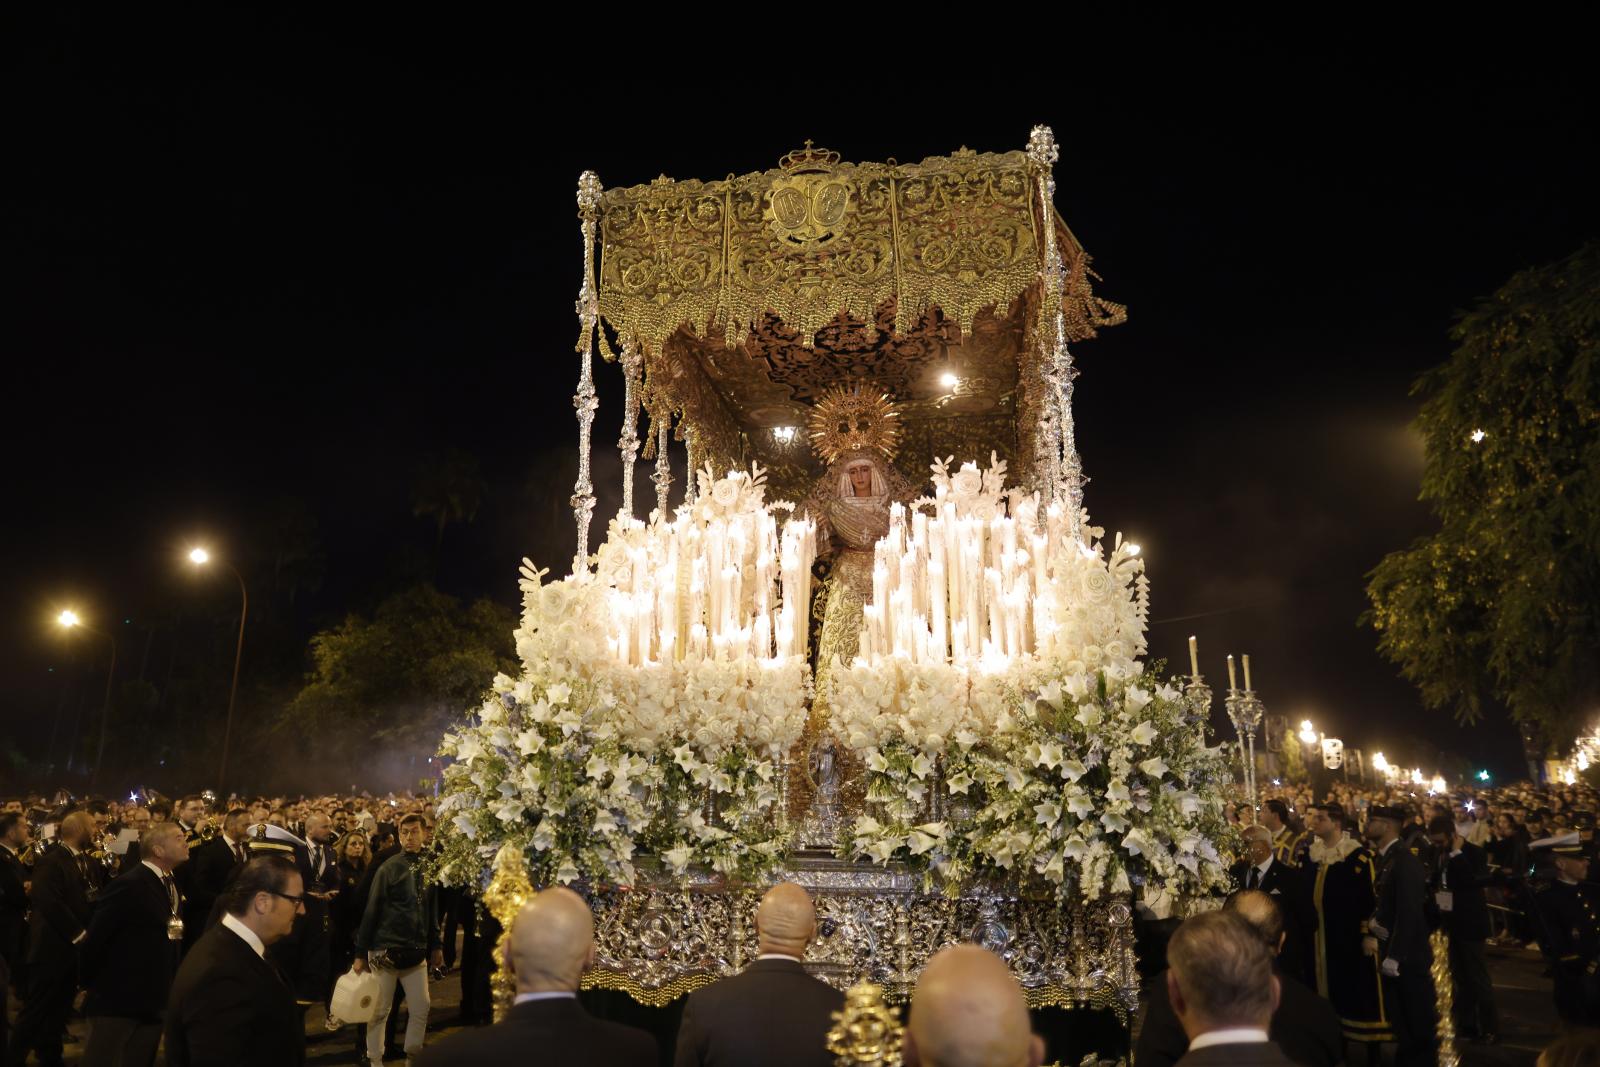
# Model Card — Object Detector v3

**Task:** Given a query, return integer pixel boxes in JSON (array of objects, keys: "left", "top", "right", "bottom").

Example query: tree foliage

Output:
[
  {"left": 411, "top": 449, "right": 486, "bottom": 552},
  {"left": 1365, "top": 244, "right": 1599, "bottom": 744},
  {"left": 281, "top": 583, "right": 516, "bottom": 753}
]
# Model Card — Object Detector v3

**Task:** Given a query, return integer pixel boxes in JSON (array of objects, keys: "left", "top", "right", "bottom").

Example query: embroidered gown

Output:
[{"left": 1309, "top": 833, "right": 1394, "bottom": 1044}]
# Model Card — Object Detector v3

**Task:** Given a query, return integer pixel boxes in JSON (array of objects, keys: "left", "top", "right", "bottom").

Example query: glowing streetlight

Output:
[
  {"left": 54, "top": 608, "right": 117, "bottom": 784},
  {"left": 1430, "top": 774, "right": 1448, "bottom": 794},
  {"left": 1298, "top": 719, "right": 1318, "bottom": 745},
  {"left": 1371, "top": 751, "right": 1390, "bottom": 774},
  {"left": 188, "top": 547, "right": 249, "bottom": 791}
]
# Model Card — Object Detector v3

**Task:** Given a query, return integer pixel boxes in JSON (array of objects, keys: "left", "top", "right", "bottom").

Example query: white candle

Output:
[
  {"left": 1188, "top": 635, "right": 1199, "bottom": 677},
  {"left": 1243, "top": 654, "right": 1253, "bottom": 691},
  {"left": 1227, "top": 654, "right": 1237, "bottom": 691}
]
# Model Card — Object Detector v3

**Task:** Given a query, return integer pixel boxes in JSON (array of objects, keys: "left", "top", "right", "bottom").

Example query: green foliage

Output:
[
  {"left": 282, "top": 584, "right": 516, "bottom": 753},
  {"left": 1366, "top": 244, "right": 1600, "bottom": 743}
]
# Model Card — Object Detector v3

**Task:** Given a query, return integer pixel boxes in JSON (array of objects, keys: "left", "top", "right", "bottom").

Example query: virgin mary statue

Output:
[{"left": 801, "top": 385, "right": 918, "bottom": 717}]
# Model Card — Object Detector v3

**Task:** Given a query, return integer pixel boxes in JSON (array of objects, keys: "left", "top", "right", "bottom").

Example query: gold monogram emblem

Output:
[{"left": 767, "top": 141, "right": 851, "bottom": 246}]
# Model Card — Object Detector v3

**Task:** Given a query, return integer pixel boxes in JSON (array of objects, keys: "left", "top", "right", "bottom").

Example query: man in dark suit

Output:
[
  {"left": 79, "top": 822, "right": 191, "bottom": 1066},
  {"left": 1135, "top": 890, "right": 1343, "bottom": 1067},
  {"left": 1366, "top": 804, "right": 1437, "bottom": 1067},
  {"left": 181, "top": 809, "right": 251, "bottom": 952},
  {"left": 413, "top": 887, "right": 655, "bottom": 1067},
  {"left": 904, "top": 944, "right": 1045, "bottom": 1067},
  {"left": 0, "top": 813, "right": 30, "bottom": 981},
  {"left": 6, "top": 812, "right": 95, "bottom": 1067},
  {"left": 164, "top": 855, "right": 306, "bottom": 1067},
  {"left": 1427, "top": 813, "right": 1498, "bottom": 1043},
  {"left": 0, "top": 813, "right": 32, "bottom": 1058},
  {"left": 1165, "top": 910, "right": 1298, "bottom": 1066},
  {"left": 675, "top": 883, "right": 844, "bottom": 1067},
  {"left": 1229, "top": 824, "right": 1310, "bottom": 983}
]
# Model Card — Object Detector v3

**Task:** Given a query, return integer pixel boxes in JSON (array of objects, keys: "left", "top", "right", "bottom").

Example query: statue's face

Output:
[{"left": 848, "top": 463, "right": 874, "bottom": 496}]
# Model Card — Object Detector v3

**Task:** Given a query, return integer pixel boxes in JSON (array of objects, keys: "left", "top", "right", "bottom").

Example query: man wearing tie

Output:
[
  {"left": 182, "top": 810, "right": 251, "bottom": 949},
  {"left": 79, "top": 822, "right": 191, "bottom": 1066},
  {"left": 1229, "top": 825, "right": 1311, "bottom": 986},
  {"left": 6, "top": 812, "right": 94, "bottom": 1067},
  {"left": 164, "top": 856, "right": 306, "bottom": 1067}
]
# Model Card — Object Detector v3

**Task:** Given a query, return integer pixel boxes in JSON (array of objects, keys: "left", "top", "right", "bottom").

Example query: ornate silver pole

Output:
[
  {"left": 617, "top": 339, "right": 642, "bottom": 519},
  {"left": 1026, "top": 124, "right": 1086, "bottom": 540},
  {"left": 571, "top": 171, "right": 603, "bottom": 574},
  {"left": 652, "top": 410, "right": 672, "bottom": 517},
  {"left": 1184, "top": 670, "right": 1213, "bottom": 740}
]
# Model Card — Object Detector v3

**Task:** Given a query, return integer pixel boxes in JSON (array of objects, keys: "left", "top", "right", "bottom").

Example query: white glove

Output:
[{"left": 1381, "top": 958, "right": 1400, "bottom": 978}]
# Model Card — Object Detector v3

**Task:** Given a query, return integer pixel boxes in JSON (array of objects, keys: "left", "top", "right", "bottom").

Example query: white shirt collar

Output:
[
  {"left": 141, "top": 860, "right": 169, "bottom": 880},
  {"left": 1380, "top": 837, "right": 1399, "bottom": 856},
  {"left": 513, "top": 991, "right": 577, "bottom": 1005},
  {"left": 1189, "top": 1027, "right": 1270, "bottom": 1050},
  {"left": 1254, "top": 856, "right": 1274, "bottom": 876},
  {"left": 757, "top": 952, "right": 803, "bottom": 963},
  {"left": 221, "top": 913, "right": 266, "bottom": 959},
  {"left": 223, "top": 834, "right": 245, "bottom": 849}
]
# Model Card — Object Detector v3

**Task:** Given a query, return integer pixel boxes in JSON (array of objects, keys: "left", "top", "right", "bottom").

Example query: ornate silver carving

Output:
[{"left": 582, "top": 854, "right": 1137, "bottom": 1016}]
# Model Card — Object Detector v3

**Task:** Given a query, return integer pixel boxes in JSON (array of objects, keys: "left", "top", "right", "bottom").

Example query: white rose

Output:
[
  {"left": 1080, "top": 568, "right": 1113, "bottom": 604},
  {"left": 711, "top": 478, "right": 741, "bottom": 508},
  {"left": 951, "top": 467, "right": 983, "bottom": 497}
]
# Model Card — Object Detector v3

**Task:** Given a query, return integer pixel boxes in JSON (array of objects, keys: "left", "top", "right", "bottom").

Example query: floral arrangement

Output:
[
  {"left": 833, "top": 458, "right": 1232, "bottom": 901},
  {"left": 432, "top": 468, "right": 810, "bottom": 890},
  {"left": 432, "top": 456, "right": 1233, "bottom": 906}
]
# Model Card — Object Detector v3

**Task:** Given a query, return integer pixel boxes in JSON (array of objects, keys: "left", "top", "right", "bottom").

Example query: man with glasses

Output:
[
  {"left": 353, "top": 814, "right": 441, "bottom": 1066},
  {"left": 163, "top": 855, "right": 306, "bottom": 1067}
]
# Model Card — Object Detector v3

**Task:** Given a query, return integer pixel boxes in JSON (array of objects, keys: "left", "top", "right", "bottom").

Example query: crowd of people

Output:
[
  {"left": 1193, "top": 777, "right": 1600, "bottom": 1065},
  {"left": 0, "top": 790, "right": 494, "bottom": 1066},
  {"left": 0, "top": 778, "right": 1596, "bottom": 1067}
]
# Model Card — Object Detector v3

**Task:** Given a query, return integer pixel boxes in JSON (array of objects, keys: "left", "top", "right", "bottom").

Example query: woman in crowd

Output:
[{"left": 330, "top": 829, "right": 372, "bottom": 978}]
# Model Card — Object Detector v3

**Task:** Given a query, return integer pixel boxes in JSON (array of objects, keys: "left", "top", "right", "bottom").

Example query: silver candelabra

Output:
[{"left": 1224, "top": 686, "right": 1266, "bottom": 811}]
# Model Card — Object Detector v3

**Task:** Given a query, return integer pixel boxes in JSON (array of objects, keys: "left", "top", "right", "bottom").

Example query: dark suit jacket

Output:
[
  {"left": 25, "top": 844, "right": 92, "bottom": 968},
  {"left": 675, "top": 956, "right": 846, "bottom": 1067},
  {"left": 413, "top": 996, "right": 655, "bottom": 1067},
  {"left": 81, "top": 864, "right": 182, "bottom": 1020},
  {"left": 1434, "top": 842, "right": 1492, "bottom": 942},
  {"left": 1374, "top": 838, "right": 1432, "bottom": 971},
  {"left": 0, "top": 844, "right": 28, "bottom": 970},
  {"left": 182, "top": 837, "right": 244, "bottom": 949},
  {"left": 164, "top": 922, "right": 305, "bottom": 1067},
  {"left": 1228, "top": 858, "right": 1313, "bottom": 983},
  {"left": 1134, "top": 965, "right": 1344, "bottom": 1067},
  {"left": 1175, "top": 1040, "right": 1301, "bottom": 1067}
]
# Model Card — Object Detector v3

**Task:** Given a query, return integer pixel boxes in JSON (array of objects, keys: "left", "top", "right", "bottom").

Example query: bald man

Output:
[
  {"left": 675, "top": 882, "right": 844, "bottom": 1067},
  {"left": 9, "top": 812, "right": 97, "bottom": 1067},
  {"left": 904, "top": 945, "right": 1044, "bottom": 1067},
  {"left": 412, "top": 887, "right": 654, "bottom": 1067}
]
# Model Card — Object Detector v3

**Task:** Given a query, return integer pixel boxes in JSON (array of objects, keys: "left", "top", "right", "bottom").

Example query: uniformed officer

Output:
[
  {"left": 1365, "top": 804, "right": 1437, "bottom": 1066},
  {"left": 1533, "top": 840, "right": 1599, "bottom": 1025}
]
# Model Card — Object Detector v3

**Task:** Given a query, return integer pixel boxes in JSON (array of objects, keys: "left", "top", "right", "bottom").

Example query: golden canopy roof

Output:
[{"left": 573, "top": 128, "right": 1125, "bottom": 525}]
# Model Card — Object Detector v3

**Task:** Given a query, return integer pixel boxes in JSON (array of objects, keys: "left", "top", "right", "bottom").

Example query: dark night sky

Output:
[{"left": 5, "top": 13, "right": 1597, "bottom": 785}]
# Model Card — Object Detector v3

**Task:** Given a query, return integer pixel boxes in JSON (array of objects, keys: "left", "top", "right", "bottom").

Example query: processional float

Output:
[{"left": 433, "top": 128, "right": 1237, "bottom": 1022}]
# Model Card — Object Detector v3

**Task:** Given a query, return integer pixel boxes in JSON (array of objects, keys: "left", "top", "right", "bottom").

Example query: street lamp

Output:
[
  {"left": 189, "top": 547, "right": 248, "bottom": 791},
  {"left": 57, "top": 608, "right": 117, "bottom": 785},
  {"left": 1298, "top": 719, "right": 1318, "bottom": 745}
]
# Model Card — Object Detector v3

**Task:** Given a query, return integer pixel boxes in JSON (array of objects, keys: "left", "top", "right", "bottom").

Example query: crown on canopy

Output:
[{"left": 807, "top": 383, "right": 902, "bottom": 466}]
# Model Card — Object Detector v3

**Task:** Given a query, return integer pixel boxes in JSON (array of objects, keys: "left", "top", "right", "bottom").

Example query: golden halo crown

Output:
[{"left": 807, "top": 383, "right": 901, "bottom": 466}]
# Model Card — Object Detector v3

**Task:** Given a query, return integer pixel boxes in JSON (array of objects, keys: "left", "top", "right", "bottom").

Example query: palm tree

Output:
[{"left": 411, "top": 448, "right": 487, "bottom": 567}]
